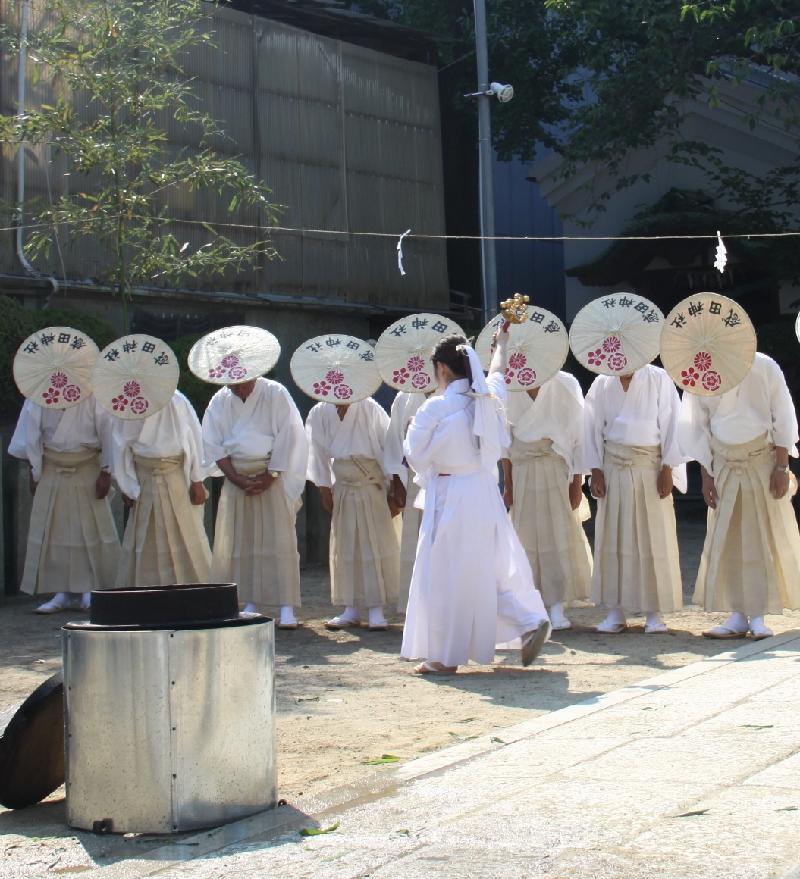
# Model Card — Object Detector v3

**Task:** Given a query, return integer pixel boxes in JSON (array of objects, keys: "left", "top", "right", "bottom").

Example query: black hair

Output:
[{"left": 431, "top": 334, "right": 471, "bottom": 383}]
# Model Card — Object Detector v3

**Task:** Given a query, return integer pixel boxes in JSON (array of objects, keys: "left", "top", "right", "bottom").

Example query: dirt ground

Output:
[{"left": 2, "top": 506, "right": 799, "bottom": 877}]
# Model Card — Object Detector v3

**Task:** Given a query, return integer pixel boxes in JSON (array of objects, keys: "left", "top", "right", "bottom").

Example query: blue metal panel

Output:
[{"left": 492, "top": 155, "right": 566, "bottom": 319}]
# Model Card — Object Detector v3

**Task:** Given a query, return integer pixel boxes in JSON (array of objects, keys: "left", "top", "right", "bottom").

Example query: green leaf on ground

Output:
[
  {"left": 676, "top": 809, "right": 709, "bottom": 818},
  {"left": 491, "top": 737, "right": 506, "bottom": 744},
  {"left": 363, "top": 754, "right": 401, "bottom": 765},
  {"left": 742, "top": 724, "right": 774, "bottom": 730},
  {"left": 300, "top": 822, "right": 340, "bottom": 837}
]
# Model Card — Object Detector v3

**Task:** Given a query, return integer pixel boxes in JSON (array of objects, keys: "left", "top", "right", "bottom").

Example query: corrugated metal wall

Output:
[{"left": 0, "top": 1, "right": 449, "bottom": 309}]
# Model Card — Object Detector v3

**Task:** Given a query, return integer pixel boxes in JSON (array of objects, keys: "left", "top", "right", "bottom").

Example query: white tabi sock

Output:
[
  {"left": 243, "top": 602, "right": 258, "bottom": 614},
  {"left": 368, "top": 606, "right": 388, "bottom": 627},
  {"left": 279, "top": 605, "right": 297, "bottom": 625},
  {"left": 339, "top": 606, "right": 360, "bottom": 623},
  {"left": 725, "top": 612, "right": 749, "bottom": 633},
  {"left": 602, "top": 607, "right": 626, "bottom": 626}
]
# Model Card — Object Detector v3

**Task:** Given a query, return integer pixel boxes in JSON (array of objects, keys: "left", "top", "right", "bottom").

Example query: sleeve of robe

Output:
[
  {"left": 306, "top": 403, "right": 333, "bottom": 489},
  {"left": 403, "top": 396, "right": 444, "bottom": 478},
  {"left": 563, "top": 374, "right": 586, "bottom": 475},
  {"left": 766, "top": 357, "right": 799, "bottom": 457},
  {"left": 174, "top": 392, "right": 208, "bottom": 485},
  {"left": 656, "top": 371, "right": 688, "bottom": 493},
  {"left": 583, "top": 377, "right": 605, "bottom": 472},
  {"left": 678, "top": 392, "right": 713, "bottom": 474},
  {"left": 384, "top": 393, "right": 410, "bottom": 482},
  {"left": 93, "top": 398, "right": 115, "bottom": 472},
  {"left": 201, "top": 388, "right": 228, "bottom": 475},
  {"left": 657, "top": 371, "right": 685, "bottom": 469},
  {"left": 267, "top": 384, "right": 309, "bottom": 503},
  {"left": 111, "top": 419, "right": 141, "bottom": 500},
  {"left": 8, "top": 400, "right": 44, "bottom": 480}
]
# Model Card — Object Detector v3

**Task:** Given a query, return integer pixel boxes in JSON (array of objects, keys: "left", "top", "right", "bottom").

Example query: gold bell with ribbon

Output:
[{"left": 500, "top": 293, "right": 530, "bottom": 325}]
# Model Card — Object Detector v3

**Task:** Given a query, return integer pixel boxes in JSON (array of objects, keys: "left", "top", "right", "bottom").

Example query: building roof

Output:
[{"left": 226, "top": 0, "right": 439, "bottom": 64}]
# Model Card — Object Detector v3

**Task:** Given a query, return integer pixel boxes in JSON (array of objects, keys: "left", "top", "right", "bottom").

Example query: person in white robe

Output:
[
  {"left": 501, "top": 371, "right": 592, "bottom": 630},
  {"left": 112, "top": 390, "right": 211, "bottom": 587},
  {"left": 9, "top": 396, "right": 120, "bottom": 612},
  {"left": 306, "top": 396, "right": 400, "bottom": 631},
  {"left": 384, "top": 391, "right": 428, "bottom": 612},
  {"left": 585, "top": 364, "right": 685, "bottom": 633},
  {"left": 202, "top": 377, "right": 308, "bottom": 625},
  {"left": 401, "top": 333, "right": 550, "bottom": 674},
  {"left": 679, "top": 352, "right": 800, "bottom": 639}
]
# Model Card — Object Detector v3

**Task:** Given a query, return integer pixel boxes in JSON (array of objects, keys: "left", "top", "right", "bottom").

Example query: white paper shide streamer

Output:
[
  {"left": 397, "top": 229, "right": 412, "bottom": 276},
  {"left": 714, "top": 230, "right": 728, "bottom": 273}
]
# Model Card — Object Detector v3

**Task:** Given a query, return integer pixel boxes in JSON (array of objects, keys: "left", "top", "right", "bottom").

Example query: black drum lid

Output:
[{"left": 0, "top": 672, "right": 64, "bottom": 809}]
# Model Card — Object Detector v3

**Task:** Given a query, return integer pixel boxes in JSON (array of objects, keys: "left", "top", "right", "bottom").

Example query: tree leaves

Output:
[{"left": 0, "top": 0, "right": 280, "bottom": 329}]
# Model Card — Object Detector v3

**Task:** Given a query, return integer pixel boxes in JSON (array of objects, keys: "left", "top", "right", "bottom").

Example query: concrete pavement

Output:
[{"left": 79, "top": 630, "right": 800, "bottom": 879}]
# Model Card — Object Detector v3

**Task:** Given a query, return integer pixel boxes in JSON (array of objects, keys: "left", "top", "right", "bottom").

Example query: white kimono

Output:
[
  {"left": 112, "top": 391, "right": 211, "bottom": 588},
  {"left": 9, "top": 397, "right": 120, "bottom": 595},
  {"left": 384, "top": 391, "right": 427, "bottom": 611},
  {"left": 202, "top": 378, "right": 308, "bottom": 608},
  {"left": 584, "top": 365, "right": 685, "bottom": 614},
  {"left": 680, "top": 353, "right": 800, "bottom": 615},
  {"left": 401, "top": 371, "right": 548, "bottom": 668},
  {"left": 306, "top": 398, "right": 400, "bottom": 610},
  {"left": 505, "top": 373, "right": 592, "bottom": 607}
]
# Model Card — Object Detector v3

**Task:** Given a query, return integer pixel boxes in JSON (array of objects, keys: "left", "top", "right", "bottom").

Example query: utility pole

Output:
[{"left": 474, "top": 0, "right": 497, "bottom": 326}]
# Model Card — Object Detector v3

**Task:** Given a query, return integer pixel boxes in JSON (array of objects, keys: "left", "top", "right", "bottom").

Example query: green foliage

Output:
[
  {"left": 0, "top": 0, "right": 281, "bottom": 328},
  {"left": 0, "top": 296, "right": 116, "bottom": 418},
  {"left": 356, "top": 1, "right": 800, "bottom": 232}
]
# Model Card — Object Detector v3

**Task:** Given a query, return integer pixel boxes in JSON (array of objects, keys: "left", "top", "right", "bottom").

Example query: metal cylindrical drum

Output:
[{"left": 62, "top": 586, "right": 275, "bottom": 834}]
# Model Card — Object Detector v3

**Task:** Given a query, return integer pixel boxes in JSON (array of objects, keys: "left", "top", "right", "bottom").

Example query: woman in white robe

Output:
[
  {"left": 202, "top": 377, "right": 308, "bottom": 625},
  {"left": 585, "top": 364, "right": 686, "bottom": 633},
  {"left": 679, "top": 352, "right": 800, "bottom": 639},
  {"left": 9, "top": 396, "right": 120, "bottom": 612},
  {"left": 384, "top": 391, "right": 427, "bottom": 612},
  {"left": 501, "top": 372, "right": 592, "bottom": 630},
  {"left": 112, "top": 390, "right": 211, "bottom": 588},
  {"left": 306, "top": 396, "right": 400, "bottom": 630},
  {"left": 401, "top": 333, "right": 550, "bottom": 674}
]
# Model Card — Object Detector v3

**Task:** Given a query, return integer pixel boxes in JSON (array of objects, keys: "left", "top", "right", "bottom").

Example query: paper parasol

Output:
[
  {"left": 375, "top": 313, "right": 465, "bottom": 393},
  {"left": 569, "top": 293, "right": 663, "bottom": 376},
  {"left": 92, "top": 335, "right": 179, "bottom": 420},
  {"left": 188, "top": 325, "right": 281, "bottom": 385},
  {"left": 13, "top": 327, "right": 99, "bottom": 410},
  {"left": 660, "top": 293, "right": 756, "bottom": 396},
  {"left": 475, "top": 306, "right": 568, "bottom": 390},
  {"left": 290, "top": 334, "right": 381, "bottom": 403}
]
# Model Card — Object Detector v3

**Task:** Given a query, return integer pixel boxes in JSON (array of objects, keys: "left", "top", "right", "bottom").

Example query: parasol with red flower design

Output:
[
  {"left": 93, "top": 335, "right": 179, "bottom": 420},
  {"left": 475, "top": 306, "right": 568, "bottom": 390},
  {"left": 188, "top": 325, "right": 281, "bottom": 386},
  {"left": 375, "top": 313, "right": 465, "bottom": 394},
  {"left": 13, "top": 327, "right": 99, "bottom": 410},
  {"left": 660, "top": 293, "right": 755, "bottom": 397},
  {"left": 569, "top": 293, "right": 664, "bottom": 377},
  {"left": 290, "top": 335, "right": 381, "bottom": 403}
]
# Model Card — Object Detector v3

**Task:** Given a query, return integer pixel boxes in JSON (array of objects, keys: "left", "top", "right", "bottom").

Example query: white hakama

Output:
[
  {"left": 113, "top": 391, "right": 211, "bottom": 587},
  {"left": 680, "top": 353, "right": 800, "bottom": 615},
  {"left": 307, "top": 399, "right": 400, "bottom": 610},
  {"left": 505, "top": 374, "right": 592, "bottom": 607},
  {"left": 9, "top": 398, "right": 120, "bottom": 595},
  {"left": 384, "top": 391, "right": 427, "bottom": 611},
  {"left": 585, "top": 365, "right": 685, "bottom": 614},
  {"left": 401, "top": 372, "right": 548, "bottom": 668},
  {"left": 202, "top": 379, "right": 308, "bottom": 608}
]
